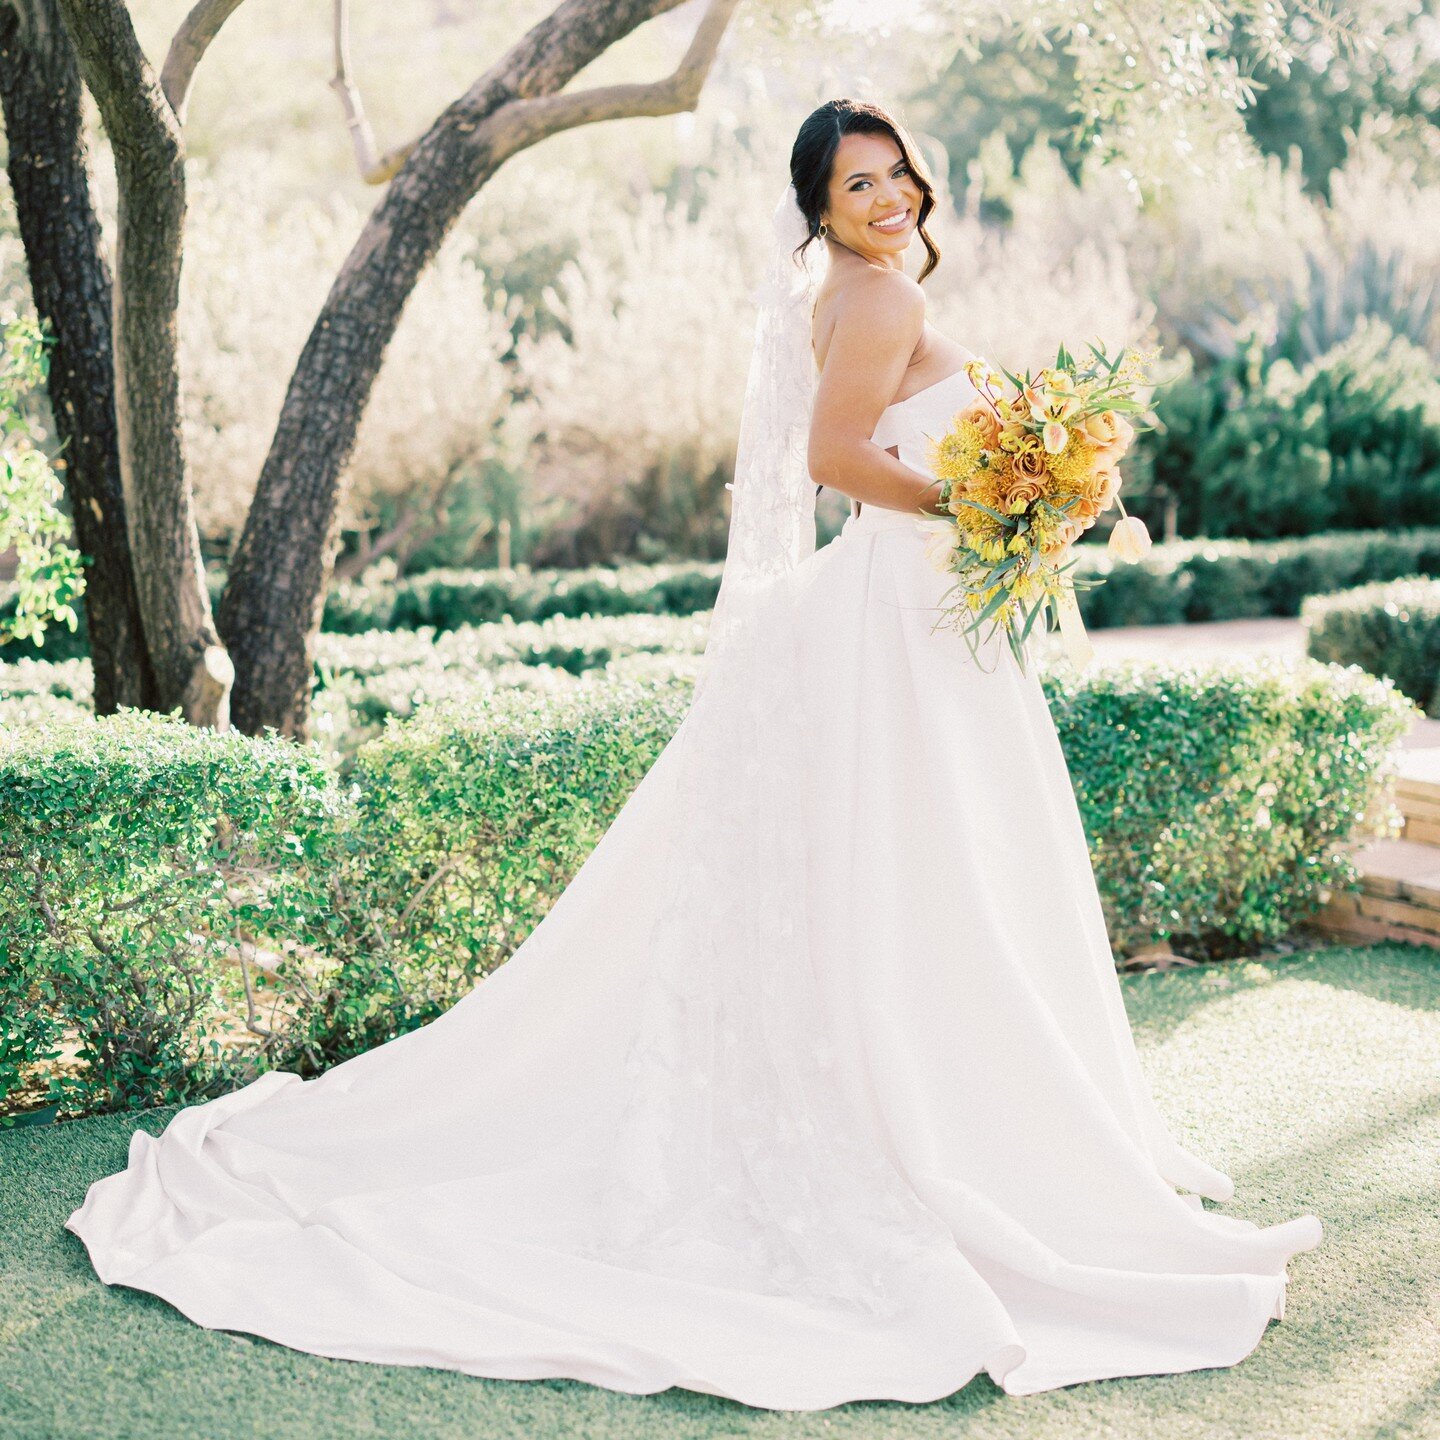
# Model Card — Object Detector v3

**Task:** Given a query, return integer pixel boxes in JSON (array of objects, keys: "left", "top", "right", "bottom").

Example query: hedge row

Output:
[
  {"left": 320, "top": 527, "right": 1440, "bottom": 632},
  {"left": 1070, "top": 527, "right": 1440, "bottom": 628},
  {"left": 1302, "top": 576, "right": 1440, "bottom": 716},
  {"left": 2, "top": 656, "right": 1413, "bottom": 1121},
  {"left": 11, "top": 526, "right": 1440, "bottom": 666},
  {"left": 320, "top": 561, "right": 725, "bottom": 634}
]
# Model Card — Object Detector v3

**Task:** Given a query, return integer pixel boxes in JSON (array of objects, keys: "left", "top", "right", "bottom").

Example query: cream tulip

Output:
[{"left": 1108, "top": 515, "right": 1152, "bottom": 562}]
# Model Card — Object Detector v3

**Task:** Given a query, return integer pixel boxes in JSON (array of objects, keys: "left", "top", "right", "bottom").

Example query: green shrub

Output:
[
  {"left": 1042, "top": 657, "right": 1414, "bottom": 957},
  {"left": 1302, "top": 577, "right": 1440, "bottom": 715},
  {"left": 286, "top": 677, "right": 694, "bottom": 1066},
  {"left": 325, "top": 560, "right": 724, "bottom": 634},
  {"left": 1141, "top": 320, "right": 1440, "bottom": 540},
  {"left": 1073, "top": 526, "right": 1440, "bottom": 627},
  {"left": 2, "top": 658, "right": 1411, "bottom": 1117},
  {"left": 0, "top": 713, "right": 340, "bottom": 1120},
  {"left": 18, "top": 527, "right": 1440, "bottom": 675}
]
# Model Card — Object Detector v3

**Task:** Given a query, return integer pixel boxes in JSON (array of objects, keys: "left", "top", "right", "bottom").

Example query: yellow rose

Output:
[{"left": 1078, "top": 410, "right": 1135, "bottom": 459}]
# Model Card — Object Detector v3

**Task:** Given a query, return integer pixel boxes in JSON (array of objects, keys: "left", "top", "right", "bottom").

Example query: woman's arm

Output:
[{"left": 807, "top": 268, "right": 948, "bottom": 518}]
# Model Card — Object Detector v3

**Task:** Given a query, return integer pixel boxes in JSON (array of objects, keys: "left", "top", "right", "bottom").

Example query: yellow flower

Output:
[{"left": 1078, "top": 410, "right": 1136, "bottom": 459}]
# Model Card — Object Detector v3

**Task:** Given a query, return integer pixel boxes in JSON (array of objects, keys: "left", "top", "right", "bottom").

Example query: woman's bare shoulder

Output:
[
  {"left": 823, "top": 262, "right": 924, "bottom": 321},
  {"left": 814, "top": 264, "right": 924, "bottom": 366}
]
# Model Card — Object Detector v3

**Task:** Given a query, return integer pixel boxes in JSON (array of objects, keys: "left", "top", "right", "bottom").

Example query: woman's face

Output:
[{"left": 820, "top": 131, "right": 922, "bottom": 263}]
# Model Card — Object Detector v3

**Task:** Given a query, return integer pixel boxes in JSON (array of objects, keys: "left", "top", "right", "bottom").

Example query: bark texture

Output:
[
  {"left": 53, "top": 0, "right": 231, "bottom": 726},
  {"left": 0, "top": 0, "right": 157, "bottom": 713}
]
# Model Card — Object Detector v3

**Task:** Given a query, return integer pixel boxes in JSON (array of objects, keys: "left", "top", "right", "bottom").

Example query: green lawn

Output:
[{"left": 2, "top": 944, "right": 1437, "bottom": 1440}]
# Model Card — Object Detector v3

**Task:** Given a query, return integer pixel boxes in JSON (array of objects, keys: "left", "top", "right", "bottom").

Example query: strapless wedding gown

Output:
[{"left": 66, "top": 367, "right": 1323, "bottom": 1410}]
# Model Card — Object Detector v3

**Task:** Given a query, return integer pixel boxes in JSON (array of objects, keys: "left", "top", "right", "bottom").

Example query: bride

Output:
[{"left": 66, "top": 98, "right": 1323, "bottom": 1410}]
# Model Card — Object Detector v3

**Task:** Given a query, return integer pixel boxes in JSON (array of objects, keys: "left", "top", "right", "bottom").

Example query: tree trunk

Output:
[
  {"left": 52, "top": 0, "right": 231, "bottom": 726},
  {"left": 0, "top": 0, "right": 157, "bottom": 713},
  {"left": 219, "top": 0, "right": 707, "bottom": 737}
]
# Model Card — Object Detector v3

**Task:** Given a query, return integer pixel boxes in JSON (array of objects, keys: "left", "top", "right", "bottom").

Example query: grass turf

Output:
[{"left": 2, "top": 943, "right": 1437, "bottom": 1440}]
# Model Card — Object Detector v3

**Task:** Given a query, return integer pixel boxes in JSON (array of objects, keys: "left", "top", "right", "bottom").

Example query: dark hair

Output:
[{"left": 790, "top": 98, "right": 941, "bottom": 282}]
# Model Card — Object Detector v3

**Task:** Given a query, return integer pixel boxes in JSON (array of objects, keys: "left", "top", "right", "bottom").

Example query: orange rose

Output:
[
  {"left": 1096, "top": 465, "right": 1122, "bottom": 509},
  {"left": 1011, "top": 446, "right": 1049, "bottom": 483},
  {"left": 958, "top": 396, "right": 1003, "bottom": 451},
  {"left": 1005, "top": 478, "right": 1046, "bottom": 510}
]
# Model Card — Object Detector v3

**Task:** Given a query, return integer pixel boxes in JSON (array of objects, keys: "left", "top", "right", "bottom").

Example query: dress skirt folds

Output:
[{"left": 66, "top": 378, "right": 1324, "bottom": 1410}]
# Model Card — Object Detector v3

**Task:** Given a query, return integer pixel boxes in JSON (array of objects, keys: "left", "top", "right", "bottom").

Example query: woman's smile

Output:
[{"left": 869, "top": 207, "right": 911, "bottom": 232}]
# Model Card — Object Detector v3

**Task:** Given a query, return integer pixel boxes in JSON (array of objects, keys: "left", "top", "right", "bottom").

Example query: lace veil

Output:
[{"left": 700, "top": 182, "right": 829, "bottom": 681}]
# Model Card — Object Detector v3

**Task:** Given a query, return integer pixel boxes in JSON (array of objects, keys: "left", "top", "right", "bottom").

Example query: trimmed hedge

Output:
[
  {"left": 1043, "top": 657, "right": 1413, "bottom": 956},
  {"left": 322, "top": 560, "right": 724, "bottom": 635},
  {"left": 0, "top": 714, "right": 339, "bottom": 1119},
  {"left": 327, "top": 528, "right": 1440, "bottom": 633},
  {"left": 1302, "top": 576, "right": 1440, "bottom": 716},
  {"left": 10, "top": 528, "right": 1440, "bottom": 669},
  {"left": 2, "top": 657, "right": 1413, "bottom": 1120},
  {"left": 297, "top": 677, "right": 695, "bottom": 1065},
  {"left": 1070, "top": 527, "right": 1440, "bottom": 628}
]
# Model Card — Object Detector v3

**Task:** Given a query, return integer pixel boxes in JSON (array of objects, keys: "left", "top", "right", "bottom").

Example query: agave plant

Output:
[{"left": 1184, "top": 233, "right": 1439, "bottom": 369}]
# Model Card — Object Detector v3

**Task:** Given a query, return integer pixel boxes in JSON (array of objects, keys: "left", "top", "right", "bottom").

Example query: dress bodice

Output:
[
  {"left": 809, "top": 336, "right": 982, "bottom": 527},
  {"left": 869, "top": 359, "right": 980, "bottom": 477}
]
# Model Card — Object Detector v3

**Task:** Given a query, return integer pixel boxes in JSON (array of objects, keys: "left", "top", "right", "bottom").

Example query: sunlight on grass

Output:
[{"left": 1, "top": 944, "right": 1435, "bottom": 1440}]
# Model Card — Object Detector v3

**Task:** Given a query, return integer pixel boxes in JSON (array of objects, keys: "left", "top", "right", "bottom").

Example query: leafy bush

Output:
[
  {"left": 17, "top": 525, "right": 1440, "bottom": 673},
  {"left": 283, "top": 677, "right": 694, "bottom": 1067},
  {"left": 315, "top": 612, "right": 711, "bottom": 682},
  {"left": 1140, "top": 321, "right": 1440, "bottom": 540},
  {"left": 1303, "top": 577, "right": 1440, "bottom": 715},
  {"left": 1073, "top": 526, "right": 1440, "bottom": 627},
  {"left": 2, "top": 658, "right": 1412, "bottom": 1118},
  {"left": 0, "top": 714, "right": 340, "bottom": 1120},
  {"left": 358, "top": 560, "right": 724, "bottom": 633},
  {"left": 1043, "top": 657, "right": 1414, "bottom": 957},
  {"left": 316, "top": 560, "right": 723, "bottom": 634}
]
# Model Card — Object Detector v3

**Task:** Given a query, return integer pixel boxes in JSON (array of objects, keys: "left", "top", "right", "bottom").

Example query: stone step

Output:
[
  {"left": 1391, "top": 745, "right": 1440, "bottom": 847},
  {"left": 1313, "top": 837, "right": 1440, "bottom": 948}
]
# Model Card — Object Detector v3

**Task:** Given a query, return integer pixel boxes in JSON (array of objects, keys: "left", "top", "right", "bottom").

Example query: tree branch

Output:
[
  {"left": 159, "top": 0, "right": 248, "bottom": 126},
  {"left": 54, "top": 0, "right": 177, "bottom": 151},
  {"left": 333, "top": 0, "right": 718, "bottom": 185},
  {"left": 482, "top": 0, "right": 738, "bottom": 156},
  {"left": 328, "top": 0, "right": 417, "bottom": 184}
]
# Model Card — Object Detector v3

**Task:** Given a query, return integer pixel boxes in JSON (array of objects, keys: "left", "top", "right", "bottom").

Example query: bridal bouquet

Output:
[{"left": 921, "top": 341, "right": 1158, "bottom": 673}]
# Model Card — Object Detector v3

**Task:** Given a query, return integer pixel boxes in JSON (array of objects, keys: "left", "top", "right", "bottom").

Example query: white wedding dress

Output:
[{"left": 66, "top": 364, "right": 1323, "bottom": 1410}]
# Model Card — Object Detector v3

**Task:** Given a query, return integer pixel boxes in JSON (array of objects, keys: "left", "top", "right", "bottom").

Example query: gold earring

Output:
[{"left": 818, "top": 221, "right": 829, "bottom": 238}]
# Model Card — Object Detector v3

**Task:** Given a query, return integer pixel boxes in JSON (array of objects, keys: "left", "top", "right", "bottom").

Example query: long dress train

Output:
[{"left": 65, "top": 367, "right": 1323, "bottom": 1410}]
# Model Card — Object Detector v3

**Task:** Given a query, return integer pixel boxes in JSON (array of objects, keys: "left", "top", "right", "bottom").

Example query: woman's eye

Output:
[{"left": 851, "top": 167, "right": 908, "bottom": 192}]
